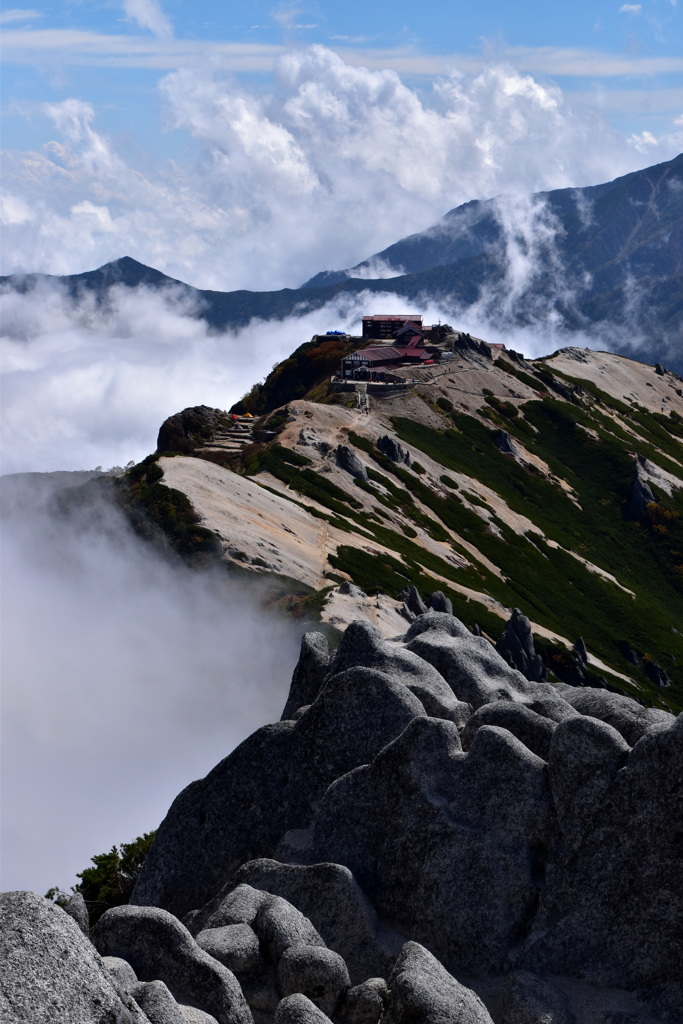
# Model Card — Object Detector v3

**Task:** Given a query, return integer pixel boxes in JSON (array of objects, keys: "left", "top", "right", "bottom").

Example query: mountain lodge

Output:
[{"left": 339, "top": 314, "right": 435, "bottom": 379}]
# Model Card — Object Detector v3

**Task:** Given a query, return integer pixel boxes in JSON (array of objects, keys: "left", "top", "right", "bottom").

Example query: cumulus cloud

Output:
[
  {"left": 2, "top": 46, "right": 682, "bottom": 291},
  {"left": 620, "top": 4, "right": 642, "bottom": 12},
  {"left": 122, "top": 0, "right": 173, "bottom": 38},
  {"left": 0, "top": 475, "right": 302, "bottom": 894}
]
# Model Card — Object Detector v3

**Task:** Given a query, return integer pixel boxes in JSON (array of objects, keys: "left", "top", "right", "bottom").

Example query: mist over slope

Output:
[{"left": 0, "top": 473, "right": 302, "bottom": 895}]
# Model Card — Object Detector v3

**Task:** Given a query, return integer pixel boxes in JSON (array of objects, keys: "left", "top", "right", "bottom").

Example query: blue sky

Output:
[
  {"left": 3, "top": 0, "right": 682, "bottom": 140},
  {"left": 1, "top": 0, "right": 682, "bottom": 288}
]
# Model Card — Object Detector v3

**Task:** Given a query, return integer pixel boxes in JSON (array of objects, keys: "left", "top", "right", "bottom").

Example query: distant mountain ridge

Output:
[
  {"left": 304, "top": 154, "right": 683, "bottom": 286},
  {"left": 2, "top": 154, "right": 682, "bottom": 371},
  {"left": 303, "top": 153, "right": 683, "bottom": 367}
]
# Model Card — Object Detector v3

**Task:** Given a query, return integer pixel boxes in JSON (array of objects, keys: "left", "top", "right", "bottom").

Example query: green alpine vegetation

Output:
[
  {"left": 46, "top": 832, "right": 157, "bottom": 929},
  {"left": 103, "top": 335, "right": 683, "bottom": 715}
]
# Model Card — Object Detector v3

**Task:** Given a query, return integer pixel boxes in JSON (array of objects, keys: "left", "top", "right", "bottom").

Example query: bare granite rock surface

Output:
[
  {"left": 0, "top": 891, "right": 150, "bottom": 1024},
  {"left": 339, "top": 978, "right": 389, "bottom": 1024},
  {"left": 273, "top": 993, "right": 332, "bottom": 1024},
  {"left": 276, "top": 945, "right": 350, "bottom": 1015},
  {"left": 226, "top": 859, "right": 399, "bottom": 984},
  {"left": 382, "top": 942, "right": 494, "bottom": 1024},
  {"left": 131, "top": 980, "right": 188, "bottom": 1024},
  {"left": 7, "top": 611, "right": 682, "bottom": 1024},
  {"left": 92, "top": 904, "right": 252, "bottom": 1024}
]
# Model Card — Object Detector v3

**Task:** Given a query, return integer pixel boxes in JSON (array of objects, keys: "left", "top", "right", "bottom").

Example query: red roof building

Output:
[
  {"left": 340, "top": 344, "right": 430, "bottom": 378},
  {"left": 394, "top": 324, "right": 426, "bottom": 347}
]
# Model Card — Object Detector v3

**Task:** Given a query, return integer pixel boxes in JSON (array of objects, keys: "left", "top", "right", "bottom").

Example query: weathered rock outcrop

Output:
[
  {"left": 627, "top": 455, "right": 657, "bottom": 518},
  {"left": 5, "top": 612, "right": 681, "bottom": 1023},
  {"left": 376, "top": 436, "right": 410, "bottom": 466},
  {"left": 131, "top": 612, "right": 680, "bottom": 1021},
  {"left": 0, "top": 891, "right": 150, "bottom": 1024},
  {"left": 291, "top": 717, "right": 551, "bottom": 975},
  {"left": 156, "top": 406, "right": 230, "bottom": 455},
  {"left": 92, "top": 904, "right": 252, "bottom": 1024},
  {"left": 383, "top": 942, "right": 493, "bottom": 1024},
  {"left": 496, "top": 608, "right": 547, "bottom": 683},
  {"left": 281, "top": 633, "right": 330, "bottom": 722},
  {"left": 334, "top": 445, "right": 368, "bottom": 481},
  {"left": 64, "top": 890, "right": 90, "bottom": 936},
  {"left": 218, "top": 860, "right": 401, "bottom": 984}
]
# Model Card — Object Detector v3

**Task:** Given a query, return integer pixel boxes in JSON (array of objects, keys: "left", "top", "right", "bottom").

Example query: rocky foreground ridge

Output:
[{"left": 3, "top": 611, "right": 682, "bottom": 1023}]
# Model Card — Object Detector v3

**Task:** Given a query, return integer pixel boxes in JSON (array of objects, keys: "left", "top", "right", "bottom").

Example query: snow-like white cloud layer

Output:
[{"left": 2, "top": 46, "right": 681, "bottom": 291}]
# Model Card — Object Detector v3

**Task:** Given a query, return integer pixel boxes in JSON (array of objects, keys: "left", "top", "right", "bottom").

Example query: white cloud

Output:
[
  {"left": 0, "top": 477, "right": 302, "bottom": 894},
  {"left": 3, "top": 24, "right": 683, "bottom": 77},
  {"left": 619, "top": 3, "right": 642, "bottom": 12},
  {"left": 3, "top": 46, "right": 682, "bottom": 294},
  {"left": 346, "top": 257, "right": 406, "bottom": 280},
  {"left": 271, "top": 7, "right": 318, "bottom": 31},
  {"left": 122, "top": 0, "right": 173, "bottom": 39},
  {"left": 0, "top": 29, "right": 283, "bottom": 71},
  {"left": 0, "top": 281, "right": 338, "bottom": 474},
  {"left": 629, "top": 129, "right": 660, "bottom": 150},
  {"left": 569, "top": 86, "right": 683, "bottom": 115},
  {"left": 0, "top": 8, "right": 42, "bottom": 24},
  {"left": 0, "top": 191, "right": 35, "bottom": 225}
]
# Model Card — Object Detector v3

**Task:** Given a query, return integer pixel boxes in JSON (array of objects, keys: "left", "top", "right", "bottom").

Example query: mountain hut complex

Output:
[{"left": 331, "top": 313, "right": 504, "bottom": 394}]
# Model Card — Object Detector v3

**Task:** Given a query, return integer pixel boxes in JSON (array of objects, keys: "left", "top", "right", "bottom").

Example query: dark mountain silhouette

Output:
[
  {"left": 304, "top": 153, "right": 683, "bottom": 368},
  {"left": 305, "top": 153, "right": 683, "bottom": 286},
  {"left": 2, "top": 154, "right": 682, "bottom": 372}
]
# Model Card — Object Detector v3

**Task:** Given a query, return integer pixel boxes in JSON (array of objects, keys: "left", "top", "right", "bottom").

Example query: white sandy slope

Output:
[
  {"left": 159, "top": 456, "right": 328, "bottom": 589},
  {"left": 158, "top": 455, "right": 411, "bottom": 636},
  {"left": 547, "top": 347, "right": 683, "bottom": 421}
]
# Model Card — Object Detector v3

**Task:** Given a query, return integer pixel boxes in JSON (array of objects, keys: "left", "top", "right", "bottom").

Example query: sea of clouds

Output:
[{"left": 0, "top": 278, "right": 600, "bottom": 477}]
